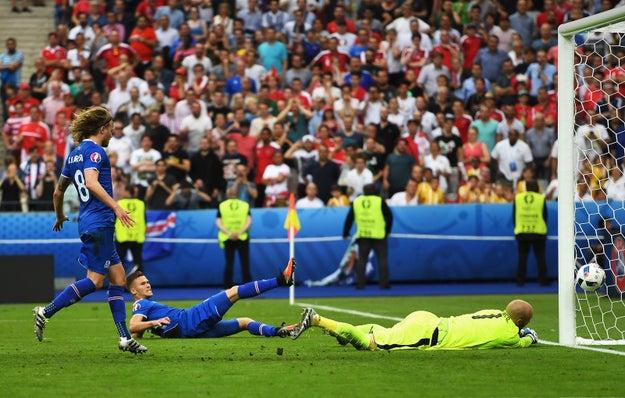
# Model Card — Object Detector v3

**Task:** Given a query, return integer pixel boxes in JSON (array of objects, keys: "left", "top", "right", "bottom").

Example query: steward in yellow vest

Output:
[
  {"left": 342, "top": 184, "right": 394, "bottom": 289},
  {"left": 512, "top": 179, "right": 549, "bottom": 286},
  {"left": 216, "top": 196, "right": 252, "bottom": 288},
  {"left": 115, "top": 185, "right": 146, "bottom": 273}
]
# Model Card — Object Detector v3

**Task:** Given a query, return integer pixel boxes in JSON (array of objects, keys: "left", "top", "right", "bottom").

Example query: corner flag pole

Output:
[
  {"left": 284, "top": 193, "right": 300, "bottom": 305},
  {"left": 288, "top": 220, "right": 295, "bottom": 305}
]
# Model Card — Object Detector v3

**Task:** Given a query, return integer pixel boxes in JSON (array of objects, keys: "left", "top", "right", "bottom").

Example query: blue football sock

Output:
[
  {"left": 43, "top": 278, "right": 96, "bottom": 318},
  {"left": 247, "top": 321, "right": 278, "bottom": 337},
  {"left": 237, "top": 278, "right": 279, "bottom": 299},
  {"left": 108, "top": 285, "right": 131, "bottom": 339}
]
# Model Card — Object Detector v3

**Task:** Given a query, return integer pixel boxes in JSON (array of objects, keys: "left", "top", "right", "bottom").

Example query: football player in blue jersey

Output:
[
  {"left": 33, "top": 106, "right": 147, "bottom": 354},
  {"left": 125, "top": 258, "right": 296, "bottom": 339}
]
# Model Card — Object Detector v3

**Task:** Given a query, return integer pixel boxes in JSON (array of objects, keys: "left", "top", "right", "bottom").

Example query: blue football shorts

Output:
[
  {"left": 181, "top": 291, "right": 238, "bottom": 338},
  {"left": 77, "top": 227, "right": 122, "bottom": 275}
]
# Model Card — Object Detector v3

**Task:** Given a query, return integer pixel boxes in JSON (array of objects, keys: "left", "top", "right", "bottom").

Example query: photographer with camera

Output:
[
  {"left": 226, "top": 163, "right": 257, "bottom": 207},
  {"left": 35, "top": 160, "right": 58, "bottom": 211}
]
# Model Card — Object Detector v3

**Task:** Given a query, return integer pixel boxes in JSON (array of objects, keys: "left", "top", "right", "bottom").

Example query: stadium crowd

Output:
[{"left": 1, "top": 0, "right": 624, "bottom": 212}]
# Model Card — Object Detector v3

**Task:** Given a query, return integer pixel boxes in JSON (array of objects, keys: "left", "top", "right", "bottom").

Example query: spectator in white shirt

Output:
[
  {"left": 262, "top": 151, "right": 291, "bottom": 207},
  {"left": 108, "top": 72, "right": 132, "bottom": 117},
  {"left": 296, "top": 182, "right": 325, "bottom": 208},
  {"left": 181, "top": 42, "right": 213, "bottom": 85},
  {"left": 387, "top": 178, "right": 419, "bottom": 206},
  {"left": 129, "top": 135, "right": 162, "bottom": 192},
  {"left": 155, "top": 14, "right": 179, "bottom": 53},
  {"left": 422, "top": 141, "right": 452, "bottom": 194},
  {"left": 179, "top": 101, "right": 213, "bottom": 155},
  {"left": 345, "top": 154, "right": 373, "bottom": 202},
  {"left": 175, "top": 88, "right": 209, "bottom": 122},
  {"left": 491, "top": 129, "right": 534, "bottom": 186},
  {"left": 312, "top": 72, "right": 341, "bottom": 103},
  {"left": 606, "top": 164, "right": 625, "bottom": 201},
  {"left": 333, "top": 84, "right": 360, "bottom": 119},
  {"left": 107, "top": 119, "right": 135, "bottom": 175},
  {"left": 123, "top": 113, "right": 147, "bottom": 150}
]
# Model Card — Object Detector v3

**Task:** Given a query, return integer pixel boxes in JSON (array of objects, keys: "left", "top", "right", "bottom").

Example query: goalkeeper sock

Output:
[
  {"left": 335, "top": 323, "right": 373, "bottom": 351},
  {"left": 316, "top": 315, "right": 336, "bottom": 330},
  {"left": 108, "top": 285, "right": 131, "bottom": 339},
  {"left": 44, "top": 278, "right": 97, "bottom": 318},
  {"left": 237, "top": 279, "right": 278, "bottom": 299},
  {"left": 247, "top": 321, "right": 278, "bottom": 337}
]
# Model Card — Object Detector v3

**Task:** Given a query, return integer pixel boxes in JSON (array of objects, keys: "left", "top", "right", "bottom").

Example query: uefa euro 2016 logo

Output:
[{"left": 90, "top": 152, "right": 101, "bottom": 163}]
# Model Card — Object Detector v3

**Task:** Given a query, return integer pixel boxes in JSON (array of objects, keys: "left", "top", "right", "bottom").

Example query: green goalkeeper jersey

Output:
[{"left": 432, "top": 309, "right": 534, "bottom": 350}]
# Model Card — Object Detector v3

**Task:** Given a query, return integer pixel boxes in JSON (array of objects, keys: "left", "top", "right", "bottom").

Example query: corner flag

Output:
[
  {"left": 284, "top": 193, "right": 299, "bottom": 305},
  {"left": 283, "top": 193, "right": 300, "bottom": 235}
]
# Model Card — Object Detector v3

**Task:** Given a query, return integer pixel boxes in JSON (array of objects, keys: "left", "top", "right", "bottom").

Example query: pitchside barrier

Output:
[{"left": 0, "top": 204, "right": 563, "bottom": 286}]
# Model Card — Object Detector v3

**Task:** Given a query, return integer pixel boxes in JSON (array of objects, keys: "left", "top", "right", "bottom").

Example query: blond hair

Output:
[{"left": 70, "top": 106, "right": 112, "bottom": 143}]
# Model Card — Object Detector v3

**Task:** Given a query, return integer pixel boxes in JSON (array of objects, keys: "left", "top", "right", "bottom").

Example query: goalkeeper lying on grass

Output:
[
  {"left": 125, "top": 259, "right": 296, "bottom": 339},
  {"left": 290, "top": 299, "right": 538, "bottom": 350}
]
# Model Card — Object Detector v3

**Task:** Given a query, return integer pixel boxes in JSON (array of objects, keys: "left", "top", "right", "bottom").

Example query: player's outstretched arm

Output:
[
  {"left": 52, "top": 176, "right": 71, "bottom": 231},
  {"left": 129, "top": 314, "right": 171, "bottom": 338},
  {"left": 84, "top": 169, "right": 135, "bottom": 228}
]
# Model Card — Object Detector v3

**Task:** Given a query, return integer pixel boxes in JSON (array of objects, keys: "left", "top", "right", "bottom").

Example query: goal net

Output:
[{"left": 559, "top": 8, "right": 625, "bottom": 346}]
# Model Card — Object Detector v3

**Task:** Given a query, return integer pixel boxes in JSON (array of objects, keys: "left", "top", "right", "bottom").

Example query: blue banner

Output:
[{"left": 0, "top": 203, "right": 562, "bottom": 286}]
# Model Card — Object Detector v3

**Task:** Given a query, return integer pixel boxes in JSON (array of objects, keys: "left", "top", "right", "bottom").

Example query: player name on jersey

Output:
[{"left": 67, "top": 154, "right": 84, "bottom": 164}]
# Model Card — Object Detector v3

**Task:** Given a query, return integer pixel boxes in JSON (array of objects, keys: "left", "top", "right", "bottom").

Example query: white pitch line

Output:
[
  {"left": 296, "top": 302, "right": 403, "bottom": 322},
  {"left": 294, "top": 302, "right": 625, "bottom": 356},
  {"left": 538, "top": 339, "right": 625, "bottom": 356}
]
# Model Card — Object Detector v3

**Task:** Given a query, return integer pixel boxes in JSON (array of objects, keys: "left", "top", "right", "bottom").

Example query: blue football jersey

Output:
[
  {"left": 132, "top": 299, "right": 184, "bottom": 337},
  {"left": 61, "top": 139, "right": 115, "bottom": 233}
]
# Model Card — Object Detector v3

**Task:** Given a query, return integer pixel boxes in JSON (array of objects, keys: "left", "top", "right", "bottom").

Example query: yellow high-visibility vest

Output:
[
  {"left": 115, "top": 198, "right": 146, "bottom": 243},
  {"left": 353, "top": 195, "right": 385, "bottom": 239},
  {"left": 514, "top": 191, "right": 547, "bottom": 235},
  {"left": 218, "top": 199, "right": 250, "bottom": 243}
]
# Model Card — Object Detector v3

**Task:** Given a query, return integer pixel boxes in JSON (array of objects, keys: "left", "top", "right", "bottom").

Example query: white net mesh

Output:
[{"left": 573, "top": 32, "right": 625, "bottom": 344}]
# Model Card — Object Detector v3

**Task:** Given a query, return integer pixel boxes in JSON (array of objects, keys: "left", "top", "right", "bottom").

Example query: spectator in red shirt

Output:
[
  {"left": 3, "top": 100, "right": 29, "bottom": 161},
  {"left": 50, "top": 110, "right": 69, "bottom": 160},
  {"left": 94, "top": 28, "right": 137, "bottom": 76},
  {"left": 348, "top": 71, "right": 367, "bottom": 102},
  {"left": 254, "top": 127, "right": 279, "bottom": 207},
  {"left": 330, "top": 135, "right": 347, "bottom": 165},
  {"left": 17, "top": 105, "right": 49, "bottom": 160},
  {"left": 432, "top": 29, "right": 460, "bottom": 74},
  {"left": 460, "top": 24, "right": 484, "bottom": 74},
  {"left": 290, "top": 78, "right": 312, "bottom": 109},
  {"left": 71, "top": 0, "right": 91, "bottom": 27},
  {"left": 41, "top": 32, "right": 67, "bottom": 78},
  {"left": 136, "top": 0, "right": 159, "bottom": 23},
  {"left": 536, "top": 0, "right": 564, "bottom": 28},
  {"left": 515, "top": 90, "right": 534, "bottom": 129},
  {"left": 310, "top": 37, "right": 350, "bottom": 73},
  {"left": 533, "top": 86, "right": 557, "bottom": 127},
  {"left": 228, "top": 119, "right": 258, "bottom": 172},
  {"left": 8, "top": 83, "right": 41, "bottom": 118},
  {"left": 128, "top": 14, "right": 157, "bottom": 78},
  {"left": 451, "top": 98, "right": 473, "bottom": 144},
  {"left": 326, "top": 4, "right": 356, "bottom": 34},
  {"left": 400, "top": 33, "right": 429, "bottom": 79}
]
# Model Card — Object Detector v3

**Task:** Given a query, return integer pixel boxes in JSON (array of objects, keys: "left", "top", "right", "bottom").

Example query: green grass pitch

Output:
[{"left": 1, "top": 293, "right": 624, "bottom": 397}]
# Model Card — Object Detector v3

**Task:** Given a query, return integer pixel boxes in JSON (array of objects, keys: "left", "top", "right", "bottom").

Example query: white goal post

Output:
[{"left": 558, "top": 7, "right": 625, "bottom": 346}]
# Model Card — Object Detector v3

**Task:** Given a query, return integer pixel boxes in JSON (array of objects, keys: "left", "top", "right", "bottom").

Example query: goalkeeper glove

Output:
[{"left": 519, "top": 328, "right": 538, "bottom": 344}]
